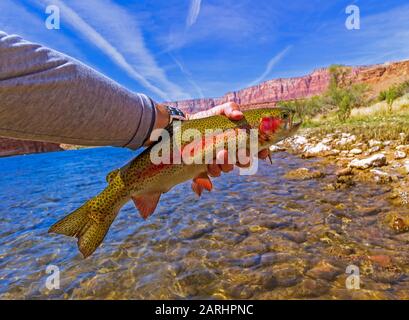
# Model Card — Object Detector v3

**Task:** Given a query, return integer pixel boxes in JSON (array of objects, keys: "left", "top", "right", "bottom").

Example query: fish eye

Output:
[{"left": 282, "top": 113, "right": 289, "bottom": 119}]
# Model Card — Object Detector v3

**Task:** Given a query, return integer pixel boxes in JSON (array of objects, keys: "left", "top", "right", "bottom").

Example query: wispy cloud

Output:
[
  {"left": 0, "top": 0, "right": 82, "bottom": 59},
  {"left": 295, "top": 3, "right": 409, "bottom": 68},
  {"left": 164, "top": 1, "right": 255, "bottom": 52},
  {"left": 169, "top": 53, "right": 204, "bottom": 98},
  {"left": 186, "top": 0, "right": 202, "bottom": 28},
  {"left": 248, "top": 46, "right": 292, "bottom": 86},
  {"left": 35, "top": 0, "right": 189, "bottom": 101}
]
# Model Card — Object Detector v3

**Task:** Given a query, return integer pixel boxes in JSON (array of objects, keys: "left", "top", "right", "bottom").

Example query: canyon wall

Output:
[
  {"left": 0, "top": 138, "right": 62, "bottom": 157},
  {"left": 168, "top": 68, "right": 332, "bottom": 113},
  {"left": 168, "top": 60, "right": 409, "bottom": 114}
]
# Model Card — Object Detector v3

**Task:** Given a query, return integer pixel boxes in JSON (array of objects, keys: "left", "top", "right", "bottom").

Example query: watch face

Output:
[{"left": 167, "top": 106, "right": 186, "bottom": 121}]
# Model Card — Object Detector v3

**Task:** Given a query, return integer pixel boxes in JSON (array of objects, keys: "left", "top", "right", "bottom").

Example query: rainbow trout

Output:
[{"left": 49, "top": 107, "right": 300, "bottom": 257}]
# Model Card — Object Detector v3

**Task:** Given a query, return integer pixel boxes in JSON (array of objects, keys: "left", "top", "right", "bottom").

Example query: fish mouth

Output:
[
  {"left": 291, "top": 121, "right": 302, "bottom": 131},
  {"left": 284, "top": 118, "right": 302, "bottom": 132}
]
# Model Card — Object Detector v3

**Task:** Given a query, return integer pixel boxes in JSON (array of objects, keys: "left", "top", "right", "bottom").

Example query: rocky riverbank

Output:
[{"left": 274, "top": 130, "right": 409, "bottom": 234}]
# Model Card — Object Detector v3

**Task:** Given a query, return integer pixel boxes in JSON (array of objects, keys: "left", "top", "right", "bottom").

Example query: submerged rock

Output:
[
  {"left": 349, "top": 153, "right": 387, "bottom": 169},
  {"left": 336, "top": 167, "right": 352, "bottom": 177},
  {"left": 178, "top": 224, "right": 213, "bottom": 240},
  {"left": 260, "top": 253, "right": 277, "bottom": 266},
  {"left": 284, "top": 167, "right": 325, "bottom": 180},
  {"left": 368, "top": 255, "right": 392, "bottom": 268},
  {"left": 292, "top": 279, "right": 330, "bottom": 298},
  {"left": 306, "top": 260, "right": 341, "bottom": 281},
  {"left": 280, "top": 231, "right": 307, "bottom": 244},
  {"left": 384, "top": 212, "right": 409, "bottom": 233},
  {"left": 271, "top": 266, "right": 302, "bottom": 287}
]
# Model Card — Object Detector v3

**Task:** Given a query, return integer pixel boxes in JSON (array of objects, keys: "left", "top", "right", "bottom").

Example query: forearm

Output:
[{"left": 0, "top": 31, "right": 157, "bottom": 149}]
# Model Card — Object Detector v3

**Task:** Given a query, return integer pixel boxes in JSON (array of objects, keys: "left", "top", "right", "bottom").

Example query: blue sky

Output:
[{"left": 1, "top": 0, "right": 408, "bottom": 101}]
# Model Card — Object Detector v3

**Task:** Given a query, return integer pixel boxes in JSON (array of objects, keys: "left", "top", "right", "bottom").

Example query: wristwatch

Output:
[{"left": 165, "top": 105, "right": 187, "bottom": 124}]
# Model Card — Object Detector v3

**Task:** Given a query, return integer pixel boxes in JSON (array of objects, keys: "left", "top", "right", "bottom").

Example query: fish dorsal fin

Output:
[
  {"left": 106, "top": 168, "right": 120, "bottom": 184},
  {"left": 132, "top": 193, "right": 161, "bottom": 220}
]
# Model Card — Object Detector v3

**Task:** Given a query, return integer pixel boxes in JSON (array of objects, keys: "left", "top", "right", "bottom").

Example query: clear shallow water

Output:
[{"left": 0, "top": 147, "right": 408, "bottom": 299}]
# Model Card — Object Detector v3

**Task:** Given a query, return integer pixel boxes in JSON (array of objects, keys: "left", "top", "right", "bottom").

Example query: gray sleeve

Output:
[{"left": 0, "top": 31, "right": 156, "bottom": 150}]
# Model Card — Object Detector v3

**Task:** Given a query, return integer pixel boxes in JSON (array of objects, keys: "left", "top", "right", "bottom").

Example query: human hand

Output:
[{"left": 188, "top": 102, "right": 269, "bottom": 195}]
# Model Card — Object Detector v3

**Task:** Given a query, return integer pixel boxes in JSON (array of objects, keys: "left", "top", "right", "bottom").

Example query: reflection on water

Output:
[{"left": 0, "top": 147, "right": 408, "bottom": 299}]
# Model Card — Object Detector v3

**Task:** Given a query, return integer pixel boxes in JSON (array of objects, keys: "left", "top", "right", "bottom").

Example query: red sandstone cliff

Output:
[
  {"left": 0, "top": 138, "right": 62, "bottom": 157},
  {"left": 167, "top": 68, "right": 333, "bottom": 113},
  {"left": 168, "top": 60, "right": 409, "bottom": 113}
]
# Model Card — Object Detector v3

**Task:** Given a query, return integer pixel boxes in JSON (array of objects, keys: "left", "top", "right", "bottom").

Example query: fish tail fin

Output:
[{"left": 49, "top": 197, "right": 118, "bottom": 258}]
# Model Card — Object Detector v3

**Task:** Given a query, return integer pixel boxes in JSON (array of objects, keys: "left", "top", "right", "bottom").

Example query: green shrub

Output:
[
  {"left": 385, "top": 86, "right": 400, "bottom": 112},
  {"left": 378, "top": 81, "right": 409, "bottom": 108},
  {"left": 378, "top": 90, "right": 387, "bottom": 101}
]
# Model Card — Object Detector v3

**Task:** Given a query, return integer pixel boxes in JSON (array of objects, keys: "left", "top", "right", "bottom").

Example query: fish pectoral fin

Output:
[
  {"left": 267, "top": 150, "right": 273, "bottom": 164},
  {"left": 192, "top": 172, "right": 213, "bottom": 197},
  {"left": 132, "top": 193, "right": 161, "bottom": 220},
  {"left": 192, "top": 182, "right": 204, "bottom": 197}
]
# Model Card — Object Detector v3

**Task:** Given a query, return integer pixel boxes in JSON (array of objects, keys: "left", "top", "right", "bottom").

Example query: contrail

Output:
[
  {"left": 186, "top": 0, "right": 202, "bottom": 28},
  {"left": 170, "top": 53, "right": 204, "bottom": 98},
  {"left": 37, "top": 0, "right": 171, "bottom": 100},
  {"left": 248, "top": 46, "right": 292, "bottom": 86}
]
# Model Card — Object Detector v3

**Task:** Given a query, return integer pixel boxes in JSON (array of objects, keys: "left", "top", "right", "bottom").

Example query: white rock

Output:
[
  {"left": 349, "top": 153, "right": 387, "bottom": 169},
  {"left": 270, "top": 145, "right": 285, "bottom": 152},
  {"left": 276, "top": 140, "right": 285, "bottom": 146},
  {"left": 340, "top": 150, "right": 349, "bottom": 157},
  {"left": 303, "top": 142, "right": 331, "bottom": 155},
  {"left": 349, "top": 148, "right": 363, "bottom": 155},
  {"left": 394, "top": 150, "right": 407, "bottom": 159},
  {"left": 404, "top": 160, "right": 409, "bottom": 174},
  {"left": 370, "top": 169, "right": 389, "bottom": 177},
  {"left": 329, "top": 149, "right": 340, "bottom": 156},
  {"left": 336, "top": 135, "right": 356, "bottom": 146},
  {"left": 369, "top": 146, "right": 381, "bottom": 154},
  {"left": 383, "top": 140, "right": 391, "bottom": 146},
  {"left": 368, "top": 139, "right": 381, "bottom": 147},
  {"left": 321, "top": 137, "right": 333, "bottom": 144},
  {"left": 399, "top": 132, "right": 406, "bottom": 142},
  {"left": 396, "top": 145, "right": 409, "bottom": 151},
  {"left": 390, "top": 161, "right": 402, "bottom": 169},
  {"left": 291, "top": 135, "right": 308, "bottom": 147},
  {"left": 341, "top": 133, "right": 351, "bottom": 138},
  {"left": 370, "top": 169, "right": 392, "bottom": 182}
]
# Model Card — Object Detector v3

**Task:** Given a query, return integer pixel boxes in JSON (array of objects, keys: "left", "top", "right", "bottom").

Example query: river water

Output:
[{"left": 0, "top": 147, "right": 408, "bottom": 299}]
